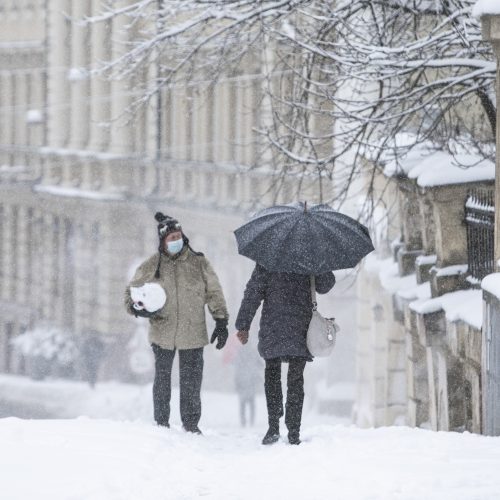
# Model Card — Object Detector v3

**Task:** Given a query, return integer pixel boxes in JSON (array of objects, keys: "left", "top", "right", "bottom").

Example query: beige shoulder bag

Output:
[{"left": 306, "top": 275, "right": 339, "bottom": 357}]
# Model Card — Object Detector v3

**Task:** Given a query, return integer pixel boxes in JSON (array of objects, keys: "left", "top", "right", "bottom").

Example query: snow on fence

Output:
[{"left": 465, "top": 188, "right": 495, "bottom": 281}]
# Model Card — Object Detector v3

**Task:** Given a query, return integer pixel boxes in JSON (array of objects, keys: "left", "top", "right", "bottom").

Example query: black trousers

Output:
[
  {"left": 152, "top": 344, "right": 204, "bottom": 428},
  {"left": 264, "top": 358, "right": 306, "bottom": 435}
]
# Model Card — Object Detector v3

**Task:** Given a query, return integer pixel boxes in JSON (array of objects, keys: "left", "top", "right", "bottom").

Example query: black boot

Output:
[
  {"left": 262, "top": 424, "right": 280, "bottom": 445},
  {"left": 183, "top": 424, "right": 202, "bottom": 435},
  {"left": 288, "top": 431, "right": 301, "bottom": 445}
]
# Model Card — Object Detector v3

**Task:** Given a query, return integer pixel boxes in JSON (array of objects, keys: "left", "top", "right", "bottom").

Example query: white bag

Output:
[
  {"left": 306, "top": 276, "right": 339, "bottom": 357},
  {"left": 130, "top": 282, "right": 167, "bottom": 313}
]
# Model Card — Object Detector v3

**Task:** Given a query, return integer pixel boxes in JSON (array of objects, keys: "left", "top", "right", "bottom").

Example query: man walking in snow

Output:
[{"left": 125, "top": 212, "right": 229, "bottom": 433}]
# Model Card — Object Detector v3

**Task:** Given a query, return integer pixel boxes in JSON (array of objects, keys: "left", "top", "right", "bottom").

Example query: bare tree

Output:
[{"left": 88, "top": 0, "right": 496, "bottom": 208}]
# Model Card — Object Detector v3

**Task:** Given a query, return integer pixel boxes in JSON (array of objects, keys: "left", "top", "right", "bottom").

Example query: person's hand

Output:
[
  {"left": 210, "top": 318, "right": 229, "bottom": 349},
  {"left": 130, "top": 304, "right": 158, "bottom": 319},
  {"left": 236, "top": 330, "right": 249, "bottom": 345}
]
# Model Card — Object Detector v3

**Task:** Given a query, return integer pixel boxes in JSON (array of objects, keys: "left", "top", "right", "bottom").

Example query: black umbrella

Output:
[{"left": 234, "top": 202, "right": 374, "bottom": 275}]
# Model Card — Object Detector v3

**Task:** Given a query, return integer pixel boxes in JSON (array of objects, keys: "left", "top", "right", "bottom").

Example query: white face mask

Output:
[{"left": 167, "top": 238, "right": 184, "bottom": 255}]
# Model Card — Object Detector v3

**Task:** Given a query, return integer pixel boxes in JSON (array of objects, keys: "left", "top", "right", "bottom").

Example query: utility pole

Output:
[{"left": 479, "top": 9, "right": 500, "bottom": 436}]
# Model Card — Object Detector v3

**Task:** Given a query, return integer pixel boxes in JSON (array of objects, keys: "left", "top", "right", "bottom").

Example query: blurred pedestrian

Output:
[
  {"left": 234, "top": 344, "right": 262, "bottom": 427},
  {"left": 81, "top": 331, "right": 105, "bottom": 389}
]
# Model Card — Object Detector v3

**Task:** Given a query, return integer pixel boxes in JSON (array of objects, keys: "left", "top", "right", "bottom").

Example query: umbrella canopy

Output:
[{"left": 234, "top": 202, "right": 374, "bottom": 275}]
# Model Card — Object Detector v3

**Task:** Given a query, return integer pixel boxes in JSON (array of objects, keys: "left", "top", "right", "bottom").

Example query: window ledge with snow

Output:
[
  {"left": 409, "top": 289, "right": 483, "bottom": 330},
  {"left": 432, "top": 264, "right": 468, "bottom": 277}
]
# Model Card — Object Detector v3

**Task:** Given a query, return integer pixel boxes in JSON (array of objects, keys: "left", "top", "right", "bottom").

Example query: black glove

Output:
[
  {"left": 210, "top": 318, "right": 228, "bottom": 350},
  {"left": 130, "top": 304, "right": 158, "bottom": 319}
]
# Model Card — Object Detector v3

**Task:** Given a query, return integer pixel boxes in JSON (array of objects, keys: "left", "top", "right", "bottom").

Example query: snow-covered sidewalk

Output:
[
  {"left": 2, "top": 376, "right": 500, "bottom": 499},
  {"left": 3, "top": 418, "right": 500, "bottom": 500}
]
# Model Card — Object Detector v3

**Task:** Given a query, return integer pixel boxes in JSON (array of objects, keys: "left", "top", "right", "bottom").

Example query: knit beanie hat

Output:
[
  {"left": 154, "top": 212, "right": 181, "bottom": 278},
  {"left": 153, "top": 212, "right": 203, "bottom": 279},
  {"left": 155, "top": 212, "right": 182, "bottom": 240}
]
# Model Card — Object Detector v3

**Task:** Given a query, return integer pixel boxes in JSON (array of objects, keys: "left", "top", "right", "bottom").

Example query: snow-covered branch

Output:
[{"left": 86, "top": 0, "right": 495, "bottom": 207}]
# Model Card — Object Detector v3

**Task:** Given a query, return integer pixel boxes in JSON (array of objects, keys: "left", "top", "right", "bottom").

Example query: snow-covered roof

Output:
[
  {"left": 409, "top": 289, "right": 483, "bottom": 330},
  {"left": 473, "top": 0, "right": 500, "bottom": 17},
  {"left": 384, "top": 149, "right": 494, "bottom": 188}
]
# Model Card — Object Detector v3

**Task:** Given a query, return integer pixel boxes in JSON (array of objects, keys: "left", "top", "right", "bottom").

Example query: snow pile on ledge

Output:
[
  {"left": 473, "top": 0, "right": 500, "bottom": 17},
  {"left": 434, "top": 264, "right": 468, "bottom": 277},
  {"left": 482, "top": 273, "right": 500, "bottom": 298},
  {"left": 377, "top": 258, "right": 417, "bottom": 293},
  {"left": 410, "top": 289, "right": 483, "bottom": 329},
  {"left": 397, "top": 281, "right": 431, "bottom": 301},
  {"left": 363, "top": 256, "right": 480, "bottom": 327},
  {"left": 363, "top": 254, "right": 426, "bottom": 298},
  {"left": 384, "top": 149, "right": 494, "bottom": 187},
  {"left": 415, "top": 254, "right": 437, "bottom": 266}
]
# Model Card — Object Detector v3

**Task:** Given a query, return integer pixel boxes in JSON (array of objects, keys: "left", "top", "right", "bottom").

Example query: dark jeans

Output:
[
  {"left": 264, "top": 357, "right": 306, "bottom": 435},
  {"left": 152, "top": 344, "right": 204, "bottom": 429}
]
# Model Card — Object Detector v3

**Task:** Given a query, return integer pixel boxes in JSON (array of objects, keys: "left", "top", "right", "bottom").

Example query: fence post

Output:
[{"left": 479, "top": 12, "right": 500, "bottom": 435}]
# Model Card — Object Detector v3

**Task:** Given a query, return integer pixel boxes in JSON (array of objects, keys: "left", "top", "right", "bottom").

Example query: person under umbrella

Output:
[
  {"left": 234, "top": 202, "right": 373, "bottom": 445},
  {"left": 236, "top": 266, "right": 335, "bottom": 444}
]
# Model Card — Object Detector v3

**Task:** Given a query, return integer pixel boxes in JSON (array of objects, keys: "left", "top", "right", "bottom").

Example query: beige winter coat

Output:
[{"left": 125, "top": 247, "right": 228, "bottom": 350}]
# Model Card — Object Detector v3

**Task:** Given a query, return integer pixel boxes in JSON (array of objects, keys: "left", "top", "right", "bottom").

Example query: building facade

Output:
[{"left": 0, "top": 1, "right": 348, "bottom": 386}]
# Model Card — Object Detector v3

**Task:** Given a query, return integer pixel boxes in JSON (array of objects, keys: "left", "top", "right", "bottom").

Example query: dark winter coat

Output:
[{"left": 235, "top": 265, "right": 336, "bottom": 360}]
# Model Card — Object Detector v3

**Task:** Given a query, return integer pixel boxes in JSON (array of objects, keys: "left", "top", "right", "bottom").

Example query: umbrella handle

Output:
[{"left": 310, "top": 275, "right": 317, "bottom": 311}]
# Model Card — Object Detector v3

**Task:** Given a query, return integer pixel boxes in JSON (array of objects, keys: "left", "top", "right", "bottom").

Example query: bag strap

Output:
[{"left": 310, "top": 275, "right": 317, "bottom": 312}]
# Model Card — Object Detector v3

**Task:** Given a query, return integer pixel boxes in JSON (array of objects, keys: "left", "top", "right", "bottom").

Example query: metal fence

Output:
[{"left": 465, "top": 189, "right": 495, "bottom": 281}]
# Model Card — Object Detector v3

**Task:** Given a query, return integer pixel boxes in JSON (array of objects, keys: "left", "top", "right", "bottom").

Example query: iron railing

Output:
[{"left": 465, "top": 189, "right": 495, "bottom": 281}]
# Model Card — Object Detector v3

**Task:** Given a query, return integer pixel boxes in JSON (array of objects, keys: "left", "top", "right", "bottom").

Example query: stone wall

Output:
[{"left": 355, "top": 172, "right": 487, "bottom": 434}]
